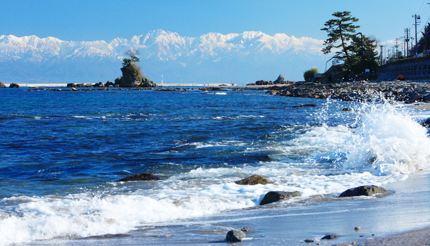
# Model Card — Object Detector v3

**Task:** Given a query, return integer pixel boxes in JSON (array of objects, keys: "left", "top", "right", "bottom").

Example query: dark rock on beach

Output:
[
  {"left": 225, "top": 229, "right": 246, "bottom": 243},
  {"left": 9, "top": 83, "right": 19, "bottom": 88},
  {"left": 339, "top": 185, "right": 387, "bottom": 197},
  {"left": 235, "top": 175, "right": 272, "bottom": 185},
  {"left": 119, "top": 173, "right": 160, "bottom": 182},
  {"left": 304, "top": 239, "right": 314, "bottom": 243},
  {"left": 259, "top": 191, "right": 301, "bottom": 205},
  {"left": 321, "top": 234, "right": 338, "bottom": 240}
]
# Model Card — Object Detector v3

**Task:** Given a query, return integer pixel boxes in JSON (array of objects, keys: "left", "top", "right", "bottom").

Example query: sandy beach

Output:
[{"left": 359, "top": 227, "right": 430, "bottom": 246}]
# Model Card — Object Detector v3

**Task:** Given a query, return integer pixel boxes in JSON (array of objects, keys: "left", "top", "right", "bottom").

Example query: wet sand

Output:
[{"left": 359, "top": 227, "right": 430, "bottom": 246}]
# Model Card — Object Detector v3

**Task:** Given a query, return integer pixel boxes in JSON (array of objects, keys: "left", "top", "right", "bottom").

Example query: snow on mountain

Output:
[{"left": 0, "top": 30, "right": 326, "bottom": 83}]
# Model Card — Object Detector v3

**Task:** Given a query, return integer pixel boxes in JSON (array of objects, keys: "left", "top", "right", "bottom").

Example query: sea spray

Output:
[
  {"left": 289, "top": 99, "right": 430, "bottom": 176},
  {"left": 345, "top": 102, "right": 430, "bottom": 175}
]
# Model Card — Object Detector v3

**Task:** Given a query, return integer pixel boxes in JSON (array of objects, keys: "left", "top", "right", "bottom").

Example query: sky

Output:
[{"left": 1, "top": 0, "right": 429, "bottom": 83}]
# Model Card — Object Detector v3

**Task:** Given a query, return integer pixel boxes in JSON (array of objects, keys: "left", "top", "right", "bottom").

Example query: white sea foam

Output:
[
  {"left": 213, "top": 115, "right": 265, "bottom": 120},
  {"left": 193, "top": 140, "right": 247, "bottom": 149},
  {"left": 0, "top": 166, "right": 395, "bottom": 245},
  {"left": 0, "top": 101, "right": 429, "bottom": 244}
]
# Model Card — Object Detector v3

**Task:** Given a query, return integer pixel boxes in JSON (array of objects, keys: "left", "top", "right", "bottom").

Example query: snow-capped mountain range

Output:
[{"left": 0, "top": 30, "right": 326, "bottom": 83}]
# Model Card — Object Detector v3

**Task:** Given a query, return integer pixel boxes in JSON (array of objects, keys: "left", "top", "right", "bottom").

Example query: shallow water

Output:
[{"left": 0, "top": 88, "right": 429, "bottom": 245}]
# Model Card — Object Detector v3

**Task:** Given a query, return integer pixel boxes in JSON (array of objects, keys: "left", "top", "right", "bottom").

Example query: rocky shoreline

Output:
[
  {"left": 267, "top": 81, "right": 430, "bottom": 104},
  {"left": 5, "top": 80, "right": 429, "bottom": 104}
]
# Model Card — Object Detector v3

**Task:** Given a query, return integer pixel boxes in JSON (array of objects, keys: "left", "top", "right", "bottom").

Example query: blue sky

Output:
[
  {"left": 1, "top": 0, "right": 430, "bottom": 83},
  {"left": 2, "top": 0, "right": 429, "bottom": 41}
]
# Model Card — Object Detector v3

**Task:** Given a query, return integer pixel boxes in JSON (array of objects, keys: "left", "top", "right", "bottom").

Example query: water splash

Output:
[{"left": 290, "top": 99, "right": 430, "bottom": 176}]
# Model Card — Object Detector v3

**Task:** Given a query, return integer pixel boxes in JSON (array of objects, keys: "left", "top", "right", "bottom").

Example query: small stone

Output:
[
  {"left": 119, "top": 173, "right": 160, "bottom": 182},
  {"left": 304, "top": 239, "right": 314, "bottom": 243},
  {"left": 259, "top": 191, "right": 301, "bottom": 205},
  {"left": 354, "top": 226, "right": 361, "bottom": 231},
  {"left": 339, "top": 185, "right": 387, "bottom": 197},
  {"left": 240, "top": 227, "right": 249, "bottom": 233},
  {"left": 321, "top": 234, "right": 337, "bottom": 240},
  {"left": 225, "top": 229, "right": 246, "bottom": 243},
  {"left": 235, "top": 175, "right": 271, "bottom": 185}
]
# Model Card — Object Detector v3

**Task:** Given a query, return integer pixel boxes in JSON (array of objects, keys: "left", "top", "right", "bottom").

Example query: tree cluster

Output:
[
  {"left": 411, "top": 23, "right": 430, "bottom": 56},
  {"left": 303, "top": 68, "right": 318, "bottom": 82},
  {"left": 321, "top": 11, "right": 378, "bottom": 81}
]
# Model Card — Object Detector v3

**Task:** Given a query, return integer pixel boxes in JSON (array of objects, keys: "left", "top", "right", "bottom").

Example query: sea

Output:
[{"left": 0, "top": 88, "right": 429, "bottom": 245}]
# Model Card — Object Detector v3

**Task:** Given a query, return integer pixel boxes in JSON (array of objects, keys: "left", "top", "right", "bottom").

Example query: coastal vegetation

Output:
[
  {"left": 303, "top": 68, "right": 318, "bottom": 82},
  {"left": 320, "top": 11, "right": 378, "bottom": 81},
  {"left": 412, "top": 23, "right": 430, "bottom": 55}
]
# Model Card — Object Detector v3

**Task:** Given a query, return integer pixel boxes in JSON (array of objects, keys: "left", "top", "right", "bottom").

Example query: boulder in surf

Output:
[
  {"left": 339, "top": 185, "right": 387, "bottom": 198},
  {"left": 259, "top": 191, "right": 301, "bottom": 205},
  {"left": 235, "top": 175, "right": 272, "bottom": 185}
]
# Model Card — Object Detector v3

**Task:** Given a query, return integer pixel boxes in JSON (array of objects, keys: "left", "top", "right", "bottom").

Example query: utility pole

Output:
[
  {"left": 413, "top": 14, "right": 421, "bottom": 48},
  {"left": 405, "top": 28, "right": 411, "bottom": 57},
  {"left": 395, "top": 38, "right": 399, "bottom": 59}
]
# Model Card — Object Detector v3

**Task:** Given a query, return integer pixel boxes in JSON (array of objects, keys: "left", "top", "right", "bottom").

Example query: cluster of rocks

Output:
[
  {"left": 0, "top": 82, "right": 20, "bottom": 88},
  {"left": 66, "top": 81, "right": 123, "bottom": 88},
  {"left": 268, "top": 81, "right": 430, "bottom": 104},
  {"left": 247, "top": 75, "right": 292, "bottom": 86}
]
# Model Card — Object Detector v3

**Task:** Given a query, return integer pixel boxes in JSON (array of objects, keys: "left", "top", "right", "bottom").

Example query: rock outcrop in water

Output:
[
  {"left": 119, "top": 173, "right": 160, "bottom": 182},
  {"left": 267, "top": 81, "right": 430, "bottom": 103},
  {"left": 235, "top": 175, "right": 272, "bottom": 185},
  {"left": 260, "top": 191, "right": 301, "bottom": 205},
  {"left": 115, "top": 55, "right": 156, "bottom": 88},
  {"left": 273, "top": 74, "right": 286, "bottom": 84},
  {"left": 9, "top": 83, "right": 19, "bottom": 88},
  {"left": 339, "top": 185, "right": 387, "bottom": 197}
]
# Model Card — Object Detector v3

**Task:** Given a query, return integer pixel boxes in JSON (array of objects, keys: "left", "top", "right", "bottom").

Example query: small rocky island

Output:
[{"left": 66, "top": 55, "right": 156, "bottom": 89}]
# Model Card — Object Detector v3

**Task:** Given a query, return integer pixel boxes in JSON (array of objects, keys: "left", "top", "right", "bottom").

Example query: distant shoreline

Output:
[{"left": 1, "top": 83, "right": 244, "bottom": 88}]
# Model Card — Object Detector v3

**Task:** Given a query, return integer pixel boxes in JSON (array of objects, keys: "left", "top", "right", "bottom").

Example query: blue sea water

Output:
[
  {"left": 0, "top": 88, "right": 429, "bottom": 245},
  {"left": 0, "top": 89, "right": 325, "bottom": 197}
]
